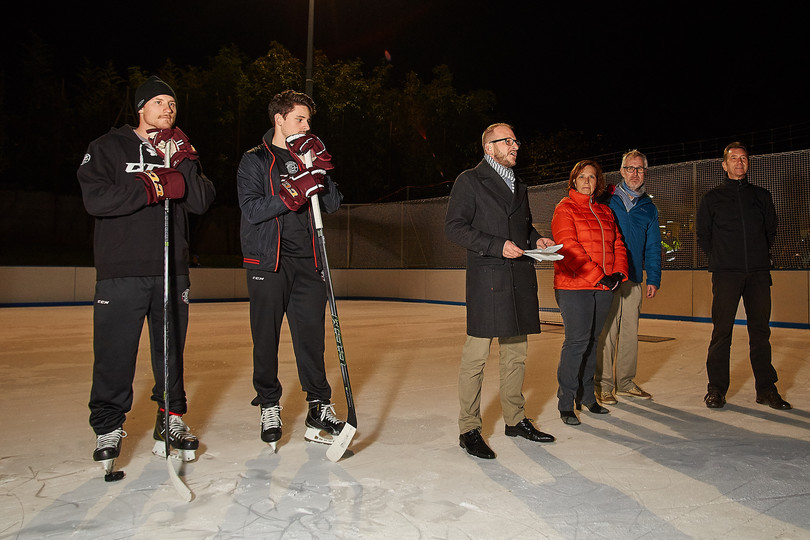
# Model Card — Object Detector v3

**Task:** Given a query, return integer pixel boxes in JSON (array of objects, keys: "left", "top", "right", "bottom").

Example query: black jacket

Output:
[
  {"left": 77, "top": 125, "right": 216, "bottom": 280},
  {"left": 237, "top": 129, "right": 342, "bottom": 272},
  {"left": 696, "top": 175, "right": 777, "bottom": 272}
]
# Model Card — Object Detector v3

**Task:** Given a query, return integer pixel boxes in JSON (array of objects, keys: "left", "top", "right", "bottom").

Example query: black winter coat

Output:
[{"left": 445, "top": 159, "right": 543, "bottom": 338}]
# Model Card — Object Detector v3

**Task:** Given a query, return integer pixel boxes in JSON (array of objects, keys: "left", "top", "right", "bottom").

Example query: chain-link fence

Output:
[{"left": 321, "top": 149, "right": 810, "bottom": 270}]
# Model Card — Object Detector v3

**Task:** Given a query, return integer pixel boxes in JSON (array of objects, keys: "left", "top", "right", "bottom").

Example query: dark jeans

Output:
[
  {"left": 247, "top": 257, "right": 331, "bottom": 407},
  {"left": 89, "top": 275, "right": 190, "bottom": 435},
  {"left": 555, "top": 289, "right": 614, "bottom": 411},
  {"left": 706, "top": 271, "right": 778, "bottom": 394}
]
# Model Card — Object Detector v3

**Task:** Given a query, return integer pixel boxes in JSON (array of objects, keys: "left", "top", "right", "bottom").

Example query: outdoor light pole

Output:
[{"left": 305, "top": 0, "right": 314, "bottom": 96}]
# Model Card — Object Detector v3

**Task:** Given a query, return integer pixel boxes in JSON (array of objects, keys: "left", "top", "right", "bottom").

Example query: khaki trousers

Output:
[
  {"left": 458, "top": 334, "right": 527, "bottom": 433},
  {"left": 596, "top": 280, "right": 643, "bottom": 393}
]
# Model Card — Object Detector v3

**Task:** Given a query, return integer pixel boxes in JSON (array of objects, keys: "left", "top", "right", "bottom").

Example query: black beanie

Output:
[{"left": 134, "top": 76, "right": 176, "bottom": 112}]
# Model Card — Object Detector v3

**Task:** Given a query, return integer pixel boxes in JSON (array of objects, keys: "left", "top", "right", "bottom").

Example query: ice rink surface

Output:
[{"left": 1, "top": 300, "right": 809, "bottom": 539}]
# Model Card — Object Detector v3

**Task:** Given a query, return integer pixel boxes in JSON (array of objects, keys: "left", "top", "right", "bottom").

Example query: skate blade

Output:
[
  {"left": 151, "top": 441, "right": 197, "bottom": 462},
  {"left": 267, "top": 441, "right": 279, "bottom": 453},
  {"left": 326, "top": 423, "right": 357, "bottom": 462},
  {"left": 304, "top": 427, "right": 334, "bottom": 445},
  {"left": 98, "top": 458, "right": 115, "bottom": 474}
]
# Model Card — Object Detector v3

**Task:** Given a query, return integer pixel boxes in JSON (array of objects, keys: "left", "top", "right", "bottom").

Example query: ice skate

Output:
[
  {"left": 260, "top": 403, "right": 283, "bottom": 451},
  {"left": 93, "top": 427, "right": 126, "bottom": 481},
  {"left": 304, "top": 400, "right": 345, "bottom": 445},
  {"left": 152, "top": 410, "right": 199, "bottom": 462}
]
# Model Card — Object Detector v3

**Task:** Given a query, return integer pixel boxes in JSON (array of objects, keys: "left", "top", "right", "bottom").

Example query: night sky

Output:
[{"left": 6, "top": 1, "right": 808, "bottom": 152}]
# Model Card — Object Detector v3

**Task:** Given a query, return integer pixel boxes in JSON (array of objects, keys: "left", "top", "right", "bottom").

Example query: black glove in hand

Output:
[
  {"left": 598, "top": 274, "right": 621, "bottom": 291},
  {"left": 137, "top": 167, "right": 186, "bottom": 205}
]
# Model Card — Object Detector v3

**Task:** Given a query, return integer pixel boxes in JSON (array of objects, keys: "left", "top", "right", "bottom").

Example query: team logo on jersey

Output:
[
  {"left": 182, "top": 288, "right": 190, "bottom": 305},
  {"left": 285, "top": 160, "right": 299, "bottom": 175},
  {"left": 125, "top": 162, "right": 163, "bottom": 173},
  {"left": 81, "top": 153, "right": 91, "bottom": 166}
]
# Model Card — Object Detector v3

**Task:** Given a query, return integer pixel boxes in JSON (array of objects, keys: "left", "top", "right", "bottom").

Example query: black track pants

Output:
[
  {"left": 89, "top": 275, "right": 190, "bottom": 435},
  {"left": 247, "top": 258, "right": 331, "bottom": 407}
]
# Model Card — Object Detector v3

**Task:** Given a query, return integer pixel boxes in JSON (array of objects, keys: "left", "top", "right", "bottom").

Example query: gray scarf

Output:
[{"left": 615, "top": 181, "right": 645, "bottom": 211}]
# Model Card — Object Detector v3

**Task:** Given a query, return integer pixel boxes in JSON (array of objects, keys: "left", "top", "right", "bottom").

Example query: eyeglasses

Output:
[
  {"left": 622, "top": 166, "right": 646, "bottom": 174},
  {"left": 488, "top": 137, "right": 521, "bottom": 148}
]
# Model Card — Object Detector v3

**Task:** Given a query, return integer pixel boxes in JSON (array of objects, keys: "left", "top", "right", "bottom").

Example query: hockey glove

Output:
[
  {"left": 148, "top": 127, "right": 199, "bottom": 168},
  {"left": 285, "top": 133, "right": 334, "bottom": 170},
  {"left": 278, "top": 169, "right": 327, "bottom": 211},
  {"left": 137, "top": 167, "right": 186, "bottom": 205},
  {"left": 598, "top": 273, "right": 621, "bottom": 291}
]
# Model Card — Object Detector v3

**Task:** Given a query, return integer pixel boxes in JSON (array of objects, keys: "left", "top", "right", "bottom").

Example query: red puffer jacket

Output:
[{"left": 552, "top": 188, "right": 628, "bottom": 290}]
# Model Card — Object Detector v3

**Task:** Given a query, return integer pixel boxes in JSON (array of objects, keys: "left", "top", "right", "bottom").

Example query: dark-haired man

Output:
[
  {"left": 696, "top": 142, "right": 790, "bottom": 410},
  {"left": 78, "top": 76, "right": 215, "bottom": 473},
  {"left": 237, "top": 90, "right": 345, "bottom": 450}
]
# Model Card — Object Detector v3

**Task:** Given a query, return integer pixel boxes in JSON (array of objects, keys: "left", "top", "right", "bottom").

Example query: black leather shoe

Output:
[
  {"left": 576, "top": 402, "right": 610, "bottom": 414},
  {"left": 459, "top": 429, "right": 495, "bottom": 459},
  {"left": 756, "top": 389, "right": 792, "bottom": 410},
  {"left": 704, "top": 389, "right": 726, "bottom": 408},
  {"left": 560, "top": 411, "right": 580, "bottom": 425},
  {"left": 505, "top": 418, "right": 555, "bottom": 443}
]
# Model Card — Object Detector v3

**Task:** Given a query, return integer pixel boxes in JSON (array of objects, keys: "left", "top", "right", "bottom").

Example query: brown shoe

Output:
[
  {"left": 616, "top": 385, "right": 652, "bottom": 399},
  {"left": 598, "top": 391, "right": 617, "bottom": 405}
]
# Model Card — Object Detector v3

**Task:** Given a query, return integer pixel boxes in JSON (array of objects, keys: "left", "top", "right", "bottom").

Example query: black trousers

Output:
[
  {"left": 247, "top": 257, "right": 331, "bottom": 407},
  {"left": 89, "top": 275, "right": 190, "bottom": 435},
  {"left": 706, "top": 271, "right": 778, "bottom": 394},
  {"left": 555, "top": 289, "right": 614, "bottom": 411}
]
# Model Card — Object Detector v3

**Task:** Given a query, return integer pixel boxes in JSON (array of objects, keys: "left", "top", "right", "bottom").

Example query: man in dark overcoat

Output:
[{"left": 445, "top": 123, "right": 556, "bottom": 459}]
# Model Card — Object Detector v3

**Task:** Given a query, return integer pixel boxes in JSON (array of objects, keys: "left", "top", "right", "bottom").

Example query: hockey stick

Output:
[
  {"left": 161, "top": 139, "right": 193, "bottom": 502},
  {"left": 303, "top": 152, "right": 357, "bottom": 462}
]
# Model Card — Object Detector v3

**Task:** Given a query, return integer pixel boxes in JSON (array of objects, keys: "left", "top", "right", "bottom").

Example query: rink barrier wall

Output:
[{"left": 1, "top": 266, "right": 808, "bottom": 329}]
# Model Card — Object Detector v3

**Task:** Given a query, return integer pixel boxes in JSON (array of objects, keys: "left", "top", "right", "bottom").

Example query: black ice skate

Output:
[
  {"left": 93, "top": 427, "right": 126, "bottom": 481},
  {"left": 305, "top": 400, "right": 345, "bottom": 444},
  {"left": 260, "top": 403, "right": 283, "bottom": 452},
  {"left": 152, "top": 410, "right": 199, "bottom": 462}
]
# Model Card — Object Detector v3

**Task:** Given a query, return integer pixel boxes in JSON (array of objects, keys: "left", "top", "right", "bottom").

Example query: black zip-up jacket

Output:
[
  {"left": 237, "top": 128, "right": 342, "bottom": 272},
  {"left": 77, "top": 125, "right": 216, "bottom": 280},
  {"left": 696, "top": 175, "right": 777, "bottom": 273}
]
